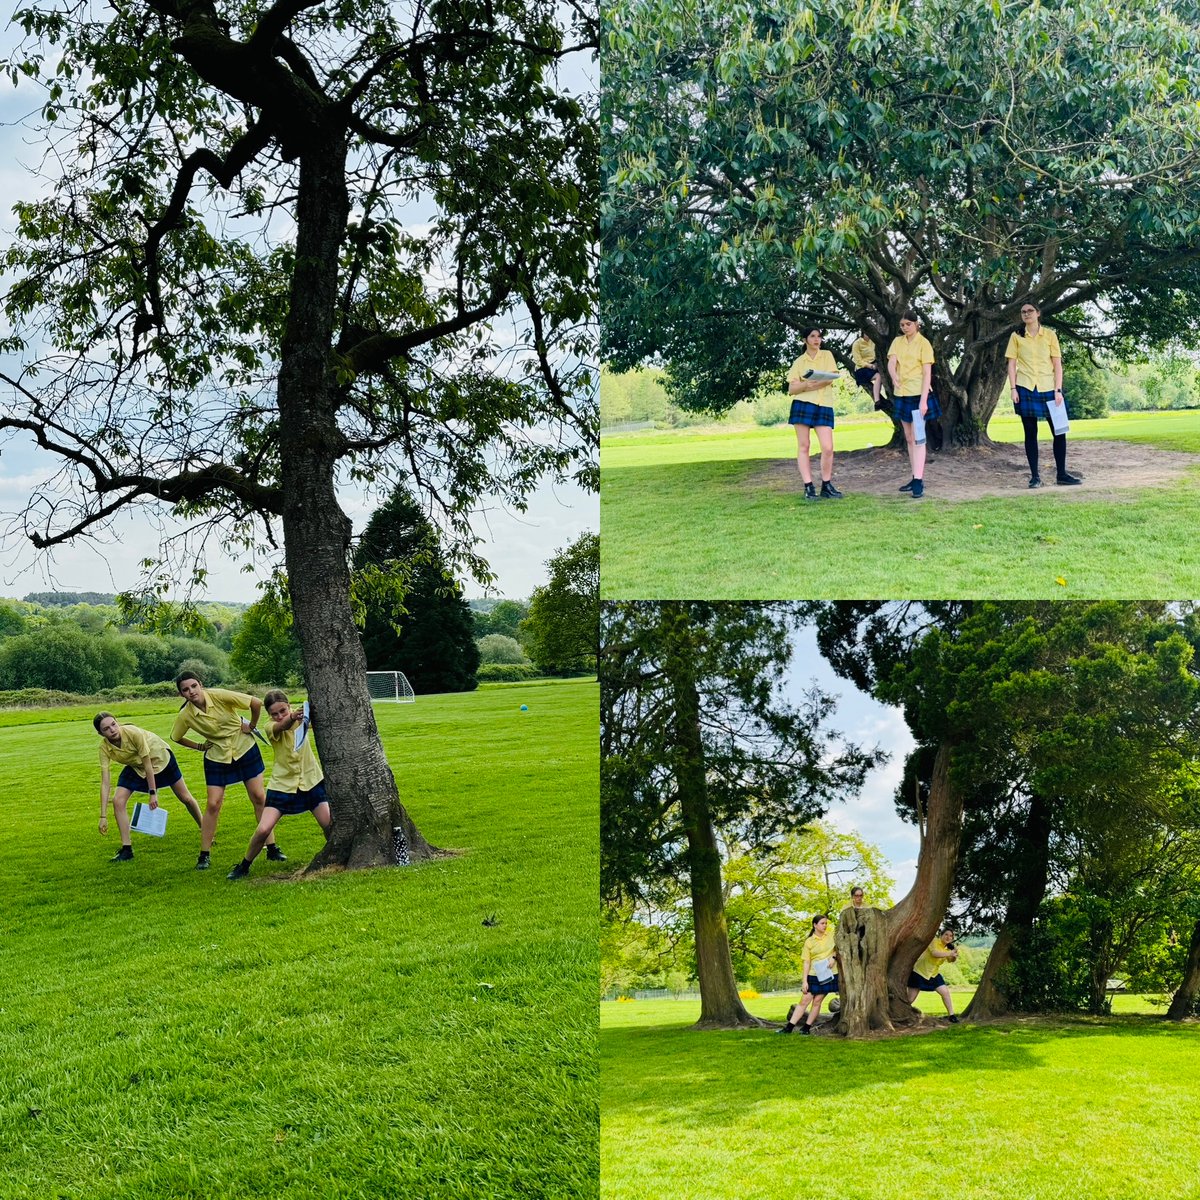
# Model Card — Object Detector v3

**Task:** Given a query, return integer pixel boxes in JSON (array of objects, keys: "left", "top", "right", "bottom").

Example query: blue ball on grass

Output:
[{"left": 519, "top": 704, "right": 529, "bottom": 712}]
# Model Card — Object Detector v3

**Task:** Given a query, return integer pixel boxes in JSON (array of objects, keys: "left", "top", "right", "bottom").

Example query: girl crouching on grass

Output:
[
  {"left": 777, "top": 914, "right": 840, "bottom": 1034},
  {"left": 94, "top": 713, "right": 203, "bottom": 862},
  {"left": 227, "top": 690, "right": 331, "bottom": 880}
]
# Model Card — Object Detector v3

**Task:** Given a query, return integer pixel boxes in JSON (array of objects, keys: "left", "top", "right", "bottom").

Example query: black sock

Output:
[
  {"left": 1052, "top": 432, "right": 1067, "bottom": 475},
  {"left": 198, "top": 849, "right": 210, "bottom": 859},
  {"left": 1021, "top": 410, "right": 1040, "bottom": 475}
]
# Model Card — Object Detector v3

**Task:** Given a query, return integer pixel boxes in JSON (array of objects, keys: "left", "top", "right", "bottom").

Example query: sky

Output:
[
  {"left": 785, "top": 624, "right": 920, "bottom": 898},
  {"left": 0, "top": 16, "right": 597, "bottom": 605}
]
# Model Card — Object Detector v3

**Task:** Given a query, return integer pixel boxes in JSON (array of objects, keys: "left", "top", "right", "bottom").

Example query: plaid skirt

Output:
[
  {"left": 1015, "top": 386, "right": 1054, "bottom": 419},
  {"left": 806, "top": 974, "right": 840, "bottom": 996},
  {"left": 789, "top": 399, "right": 836, "bottom": 428},
  {"left": 894, "top": 393, "right": 942, "bottom": 423},
  {"left": 203, "top": 743, "right": 265, "bottom": 788},
  {"left": 117, "top": 752, "right": 184, "bottom": 794}
]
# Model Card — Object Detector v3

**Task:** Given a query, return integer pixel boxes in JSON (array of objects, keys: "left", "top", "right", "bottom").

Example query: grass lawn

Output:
[
  {"left": 0, "top": 680, "right": 598, "bottom": 1200},
  {"left": 600, "top": 409, "right": 1200, "bottom": 598},
  {"left": 601, "top": 996, "right": 1200, "bottom": 1200}
]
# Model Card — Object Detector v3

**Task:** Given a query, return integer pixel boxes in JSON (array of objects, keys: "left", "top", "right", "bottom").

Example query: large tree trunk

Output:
[
  {"left": 664, "top": 605, "right": 761, "bottom": 1029},
  {"left": 966, "top": 791, "right": 1053, "bottom": 1019},
  {"left": 278, "top": 138, "right": 437, "bottom": 871},
  {"left": 1087, "top": 918, "right": 1114, "bottom": 1015},
  {"left": 834, "top": 743, "right": 964, "bottom": 1035},
  {"left": 931, "top": 324, "right": 1011, "bottom": 449},
  {"left": 1166, "top": 919, "right": 1200, "bottom": 1020}
]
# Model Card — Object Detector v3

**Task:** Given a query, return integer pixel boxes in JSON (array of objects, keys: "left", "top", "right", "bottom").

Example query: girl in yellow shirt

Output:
[
  {"left": 786, "top": 328, "right": 845, "bottom": 501},
  {"left": 886, "top": 311, "right": 941, "bottom": 499},
  {"left": 1005, "top": 301, "right": 1081, "bottom": 488},
  {"left": 777, "top": 914, "right": 839, "bottom": 1034}
]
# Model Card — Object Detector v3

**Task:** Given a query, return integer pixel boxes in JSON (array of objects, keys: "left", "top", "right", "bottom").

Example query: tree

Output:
[
  {"left": 229, "top": 598, "right": 304, "bottom": 686},
  {"left": 602, "top": 0, "right": 1200, "bottom": 447},
  {"left": 521, "top": 531, "right": 598, "bottom": 675},
  {"left": 472, "top": 600, "right": 530, "bottom": 641},
  {"left": 475, "top": 634, "right": 527, "bottom": 665},
  {"left": 1, "top": 0, "right": 596, "bottom": 870},
  {"left": 353, "top": 485, "right": 480, "bottom": 695},
  {"left": 119, "top": 632, "right": 179, "bottom": 683},
  {"left": 0, "top": 625, "right": 137, "bottom": 692},
  {"left": 601, "top": 602, "right": 878, "bottom": 1028}
]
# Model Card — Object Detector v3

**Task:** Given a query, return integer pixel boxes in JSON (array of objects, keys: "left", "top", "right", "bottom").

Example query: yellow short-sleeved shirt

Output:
[
  {"left": 1005, "top": 327, "right": 1061, "bottom": 392},
  {"left": 267, "top": 724, "right": 324, "bottom": 794},
  {"left": 851, "top": 336, "right": 876, "bottom": 369},
  {"left": 98, "top": 724, "right": 172, "bottom": 777},
  {"left": 788, "top": 349, "right": 838, "bottom": 399},
  {"left": 888, "top": 334, "right": 935, "bottom": 396},
  {"left": 913, "top": 938, "right": 951, "bottom": 980},
  {"left": 171, "top": 688, "right": 255, "bottom": 764},
  {"left": 803, "top": 928, "right": 839, "bottom": 977}
]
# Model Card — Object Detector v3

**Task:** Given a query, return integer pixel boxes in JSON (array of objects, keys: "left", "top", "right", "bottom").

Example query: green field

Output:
[
  {"left": 600, "top": 410, "right": 1200, "bottom": 598},
  {"left": 601, "top": 997, "right": 1200, "bottom": 1200},
  {"left": 0, "top": 680, "right": 598, "bottom": 1199}
]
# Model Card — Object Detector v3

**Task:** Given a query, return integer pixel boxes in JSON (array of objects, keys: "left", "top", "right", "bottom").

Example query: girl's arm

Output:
[
  {"left": 1008, "top": 358, "right": 1019, "bottom": 405},
  {"left": 247, "top": 696, "right": 263, "bottom": 732},
  {"left": 920, "top": 363, "right": 932, "bottom": 410},
  {"left": 99, "top": 763, "right": 111, "bottom": 834},
  {"left": 888, "top": 355, "right": 900, "bottom": 391},
  {"left": 142, "top": 755, "right": 159, "bottom": 809},
  {"left": 1052, "top": 355, "right": 1063, "bottom": 400}
]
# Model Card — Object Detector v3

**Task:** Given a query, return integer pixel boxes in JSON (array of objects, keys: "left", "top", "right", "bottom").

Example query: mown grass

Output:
[
  {"left": 601, "top": 997, "right": 1200, "bottom": 1200},
  {"left": 600, "top": 410, "right": 1200, "bottom": 598},
  {"left": 0, "top": 679, "right": 598, "bottom": 1199}
]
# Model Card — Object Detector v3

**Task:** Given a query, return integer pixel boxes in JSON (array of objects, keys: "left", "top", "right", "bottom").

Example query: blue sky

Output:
[{"left": 786, "top": 623, "right": 920, "bottom": 896}]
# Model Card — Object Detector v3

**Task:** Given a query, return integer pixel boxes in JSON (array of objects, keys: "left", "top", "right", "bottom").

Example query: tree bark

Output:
[
  {"left": 277, "top": 137, "right": 437, "bottom": 870},
  {"left": 833, "top": 742, "right": 964, "bottom": 1035},
  {"left": 1087, "top": 918, "right": 1114, "bottom": 1015},
  {"left": 965, "top": 791, "right": 1053, "bottom": 1019},
  {"left": 932, "top": 330, "right": 1010, "bottom": 449},
  {"left": 664, "top": 605, "right": 761, "bottom": 1029},
  {"left": 1166, "top": 919, "right": 1200, "bottom": 1020}
]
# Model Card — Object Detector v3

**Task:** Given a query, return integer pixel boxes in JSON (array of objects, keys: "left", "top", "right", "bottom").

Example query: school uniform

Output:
[
  {"left": 265, "top": 722, "right": 327, "bottom": 815},
  {"left": 803, "top": 929, "right": 840, "bottom": 995},
  {"left": 908, "top": 938, "right": 951, "bottom": 991},
  {"left": 1005, "top": 327, "right": 1062, "bottom": 418},
  {"left": 99, "top": 724, "right": 184, "bottom": 793},
  {"left": 887, "top": 333, "right": 941, "bottom": 421},
  {"left": 171, "top": 688, "right": 265, "bottom": 787},
  {"left": 851, "top": 336, "right": 879, "bottom": 389},
  {"left": 787, "top": 350, "right": 838, "bottom": 427}
]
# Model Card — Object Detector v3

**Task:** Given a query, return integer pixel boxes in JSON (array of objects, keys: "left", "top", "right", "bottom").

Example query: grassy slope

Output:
[
  {"left": 0, "top": 680, "right": 598, "bottom": 1200},
  {"left": 601, "top": 998, "right": 1200, "bottom": 1200},
  {"left": 600, "top": 411, "right": 1200, "bottom": 598}
]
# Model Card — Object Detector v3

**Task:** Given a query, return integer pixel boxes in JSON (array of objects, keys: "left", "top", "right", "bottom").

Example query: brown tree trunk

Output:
[
  {"left": 932, "top": 328, "right": 1010, "bottom": 449},
  {"left": 1166, "top": 919, "right": 1200, "bottom": 1020},
  {"left": 966, "top": 791, "right": 1053, "bottom": 1019},
  {"left": 1087, "top": 919, "right": 1113, "bottom": 1014},
  {"left": 834, "top": 743, "right": 964, "bottom": 1036},
  {"left": 664, "top": 605, "right": 761, "bottom": 1029},
  {"left": 277, "top": 138, "right": 437, "bottom": 871},
  {"left": 834, "top": 905, "right": 893, "bottom": 1035}
]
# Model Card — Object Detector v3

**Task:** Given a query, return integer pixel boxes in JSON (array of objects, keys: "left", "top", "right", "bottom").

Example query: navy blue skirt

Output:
[
  {"left": 117, "top": 752, "right": 183, "bottom": 794},
  {"left": 908, "top": 971, "right": 947, "bottom": 992},
  {"left": 806, "top": 974, "right": 839, "bottom": 996},
  {"left": 853, "top": 366, "right": 879, "bottom": 388},
  {"left": 789, "top": 399, "right": 836, "bottom": 428},
  {"left": 266, "top": 780, "right": 327, "bottom": 816},
  {"left": 894, "top": 393, "right": 942, "bottom": 423},
  {"left": 203, "top": 744, "right": 265, "bottom": 788},
  {"left": 1015, "top": 386, "right": 1055, "bottom": 420}
]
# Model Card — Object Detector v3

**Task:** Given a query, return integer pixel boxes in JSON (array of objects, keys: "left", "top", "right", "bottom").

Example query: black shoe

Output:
[
  {"left": 804, "top": 483, "right": 820, "bottom": 502},
  {"left": 110, "top": 846, "right": 133, "bottom": 863},
  {"left": 910, "top": 479, "right": 925, "bottom": 498},
  {"left": 227, "top": 862, "right": 250, "bottom": 881},
  {"left": 775, "top": 1023, "right": 794, "bottom": 1035},
  {"left": 820, "top": 481, "right": 844, "bottom": 499},
  {"left": 1056, "top": 472, "right": 1082, "bottom": 485},
  {"left": 798, "top": 1021, "right": 812, "bottom": 1035},
  {"left": 266, "top": 845, "right": 288, "bottom": 862},
  {"left": 899, "top": 478, "right": 915, "bottom": 492},
  {"left": 1028, "top": 476, "right": 1043, "bottom": 489},
  {"left": 196, "top": 853, "right": 211, "bottom": 871},
  {"left": 948, "top": 1014, "right": 960, "bottom": 1024}
]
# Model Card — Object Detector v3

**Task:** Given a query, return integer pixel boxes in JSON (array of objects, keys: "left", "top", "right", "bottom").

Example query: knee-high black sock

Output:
[
  {"left": 1052, "top": 431, "right": 1067, "bottom": 476},
  {"left": 1021, "top": 411, "right": 1040, "bottom": 475}
]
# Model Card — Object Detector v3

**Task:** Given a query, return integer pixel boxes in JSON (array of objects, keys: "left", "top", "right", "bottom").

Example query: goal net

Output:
[{"left": 366, "top": 670, "right": 416, "bottom": 703}]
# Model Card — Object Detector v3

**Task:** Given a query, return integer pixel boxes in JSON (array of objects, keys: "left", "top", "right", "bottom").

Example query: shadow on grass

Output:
[{"left": 601, "top": 1013, "right": 1198, "bottom": 1123}]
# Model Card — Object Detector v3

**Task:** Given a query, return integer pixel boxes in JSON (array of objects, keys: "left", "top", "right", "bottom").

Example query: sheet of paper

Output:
[
  {"left": 813, "top": 957, "right": 834, "bottom": 982},
  {"left": 911, "top": 407, "right": 926, "bottom": 445},
  {"left": 294, "top": 701, "right": 311, "bottom": 751},
  {"left": 802, "top": 369, "right": 840, "bottom": 381},
  {"left": 1048, "top": 400, "right": 1069, "bottom": 435},
  {"left": 130, "top": 802, "right": 168, "bottom": 837}
]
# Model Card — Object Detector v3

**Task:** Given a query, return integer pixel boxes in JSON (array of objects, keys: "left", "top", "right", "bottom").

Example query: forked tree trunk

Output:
[
  {"left": 277, "top": 138, "right": 437, "bottom": 871},
  {"left": 834, "top": 743, "right": 964, "bottom": 1036},
  {"left": 931, "top": 330, "right": 1010, "bottom": 449},
  {"left": 664, "top": 606, "right": 761, "bottom": 1029},
  {"left": 1166, "top": 919, "right": 1200, "bottom": 1020},
  {"left": 966, "top": 791, "right": 1053, "bottom": 1020},
  {"left": 1087, "top": 919, "right": 1114, "bottom": 1015}
]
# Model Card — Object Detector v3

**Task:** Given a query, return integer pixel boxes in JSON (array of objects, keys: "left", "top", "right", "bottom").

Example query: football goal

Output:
[{"left": 366, "top": 671, "right": 416, "bottom": 703}]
